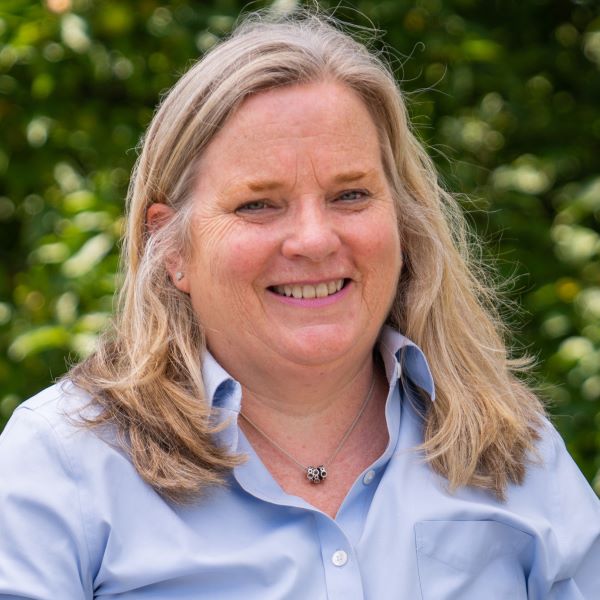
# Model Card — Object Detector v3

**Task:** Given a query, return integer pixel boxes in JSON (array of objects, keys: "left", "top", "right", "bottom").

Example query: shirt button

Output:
[
  {"left": 363, "top": 469, "right": 376, "bottom": 485},
  {"left": 331, "top": 550, "right": 348, "bottom": 567}
]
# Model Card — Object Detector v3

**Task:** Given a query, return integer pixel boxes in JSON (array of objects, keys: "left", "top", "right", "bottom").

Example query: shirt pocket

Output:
[{"left": 415, "top": 520, "right": 533, "bottom": 600}]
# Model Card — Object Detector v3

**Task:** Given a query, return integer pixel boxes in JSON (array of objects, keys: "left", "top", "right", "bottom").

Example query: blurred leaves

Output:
[{"left": 0, "top": 0, "right": 599, "bottom": 493}]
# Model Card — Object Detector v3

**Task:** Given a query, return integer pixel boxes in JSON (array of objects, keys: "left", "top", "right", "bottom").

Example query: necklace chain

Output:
[{"left": 239, "top": 375, "right": 376, "bottom": 485}]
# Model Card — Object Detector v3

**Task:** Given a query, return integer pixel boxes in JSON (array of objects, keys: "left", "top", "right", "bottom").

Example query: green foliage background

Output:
[{"left": 1, "top": 0, "right": 599, "bottom": 493}]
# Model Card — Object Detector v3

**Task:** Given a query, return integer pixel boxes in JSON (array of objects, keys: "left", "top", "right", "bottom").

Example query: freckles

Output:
[
  {"left": 226, "top": 237, "right": 268, "bottom": 277},
  {"left": 361, "top": 223, "right": 400, "bottom": 258},
  {"left": 357, "top": 218, "right": 401, "bottom": 315}
]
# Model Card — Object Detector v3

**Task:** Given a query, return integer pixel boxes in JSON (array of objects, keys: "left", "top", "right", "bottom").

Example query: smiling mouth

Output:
[{"left": 270, "top": 279, "right": 347, "bottom": 299}]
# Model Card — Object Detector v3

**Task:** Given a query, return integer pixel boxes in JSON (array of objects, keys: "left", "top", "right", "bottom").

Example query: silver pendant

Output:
[{"left": 306, "top": 465, "right": 327, "bottom": 484}]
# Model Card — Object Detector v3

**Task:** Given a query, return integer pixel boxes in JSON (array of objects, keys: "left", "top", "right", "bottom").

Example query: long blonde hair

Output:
[{"left": 70, "top": 11, "right": 544, "bottom": 502}]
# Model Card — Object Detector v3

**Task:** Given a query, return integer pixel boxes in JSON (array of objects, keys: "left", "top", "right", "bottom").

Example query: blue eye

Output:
[
  {"left": 337, "top": 190, "right": 369, "bottom": 202},
  {"left": 236, "top": 201, "right": 269, "bottom": 213}
]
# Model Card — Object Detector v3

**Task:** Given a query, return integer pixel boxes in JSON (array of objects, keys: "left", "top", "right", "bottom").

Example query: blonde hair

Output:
[{"left": 70, "top": 11, "right": 544, "bottom": 502}]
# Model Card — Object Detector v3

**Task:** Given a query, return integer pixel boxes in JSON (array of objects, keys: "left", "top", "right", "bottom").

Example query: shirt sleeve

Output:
[
  {"left": 535, "top": 426, "right": 600, "bottom": 599},
  {"left": 0, "top": 407, "right": 93, "bottom": 599}
]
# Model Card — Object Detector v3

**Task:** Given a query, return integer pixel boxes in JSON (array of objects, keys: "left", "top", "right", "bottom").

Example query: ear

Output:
[
  {"left": 146, "top": 202, "right": 174, "bottom": 233},
  {"left": 146, "top": 203, "right": 190, "bottom": 293}
]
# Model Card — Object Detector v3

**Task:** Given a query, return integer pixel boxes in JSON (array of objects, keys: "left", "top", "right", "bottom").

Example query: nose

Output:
[{"left": 281, "top": 198, "right": 342, "bottom": 261}]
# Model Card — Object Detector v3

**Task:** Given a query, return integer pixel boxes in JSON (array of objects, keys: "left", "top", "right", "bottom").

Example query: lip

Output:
[{"left": 267, "top": 279, "right": 352, "bottom": 307}]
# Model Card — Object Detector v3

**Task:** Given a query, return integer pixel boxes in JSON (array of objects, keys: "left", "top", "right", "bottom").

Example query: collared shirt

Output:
[{"left": 0, "top": 326, "right": 598, "bottom": 599}]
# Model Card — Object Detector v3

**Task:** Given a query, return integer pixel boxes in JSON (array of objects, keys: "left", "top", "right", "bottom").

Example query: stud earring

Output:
[{"left": 175, "top": 271, "right": 184, "bottom": 281}]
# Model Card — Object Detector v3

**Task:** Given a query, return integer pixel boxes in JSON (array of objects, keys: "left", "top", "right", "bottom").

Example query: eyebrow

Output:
[
  {"left": 243, "top": 170, "right": 374, "bottom": 193},
  {"left": 247, "top": 180, "right": 283, "bottom": 192},
  {"left": 331, "top": 170, "right": 373, "bottom": 184}
]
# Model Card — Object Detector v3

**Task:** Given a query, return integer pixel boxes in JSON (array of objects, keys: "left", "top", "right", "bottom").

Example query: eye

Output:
[
  {"left": 235, "top": 200, "right": 270, "bottom": 213},
  {"left": 335, "top": 189, "right": 370, "bottom": 202}
]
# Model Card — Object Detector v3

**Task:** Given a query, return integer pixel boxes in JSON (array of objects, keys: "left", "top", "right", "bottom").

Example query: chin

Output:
[{"left": 271, "top": 324, "right": 370, "bottom": 366}]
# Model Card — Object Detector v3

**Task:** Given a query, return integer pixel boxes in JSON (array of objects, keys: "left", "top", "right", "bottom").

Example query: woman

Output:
[{"left": 0, "top": 12, "right": 598, "bottom": 599}]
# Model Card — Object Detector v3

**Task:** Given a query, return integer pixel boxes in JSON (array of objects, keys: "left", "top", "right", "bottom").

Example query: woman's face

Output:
[{"left": 176, "top": 81, "right": 402, "bottom": 373}]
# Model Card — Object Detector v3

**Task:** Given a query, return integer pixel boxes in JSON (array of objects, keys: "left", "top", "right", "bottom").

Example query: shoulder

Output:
[
  {"left": 528, "top": 417, "right": 588, "bottom": 482},
  {"left": 0, "top": 383, "right": 118, "bottom": 594},
  {"left": 438, "top": 416, "right": 600, "bottom": 529},
  {"left": 532, "top": 417, "right": 599, "bottom": 507},
  {"left": 15, "top": 379, "right": 96, "bottom": 421},
  {"left": 501, "top": 417, "right": 596, "bottom": 505},
  {"left": 0, "top": 381, "right": 120, "bottom": 475},
  {"left": 497, "top": 418, "right": 600, "bottom": 566},
  {"left": 4, "top": 379, "right": 110, "bottom": 442}
]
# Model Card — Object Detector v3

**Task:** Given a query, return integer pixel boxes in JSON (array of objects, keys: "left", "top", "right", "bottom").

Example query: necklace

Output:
[{"left": 239, "top": 375, "right": 376, "bottom": 485}]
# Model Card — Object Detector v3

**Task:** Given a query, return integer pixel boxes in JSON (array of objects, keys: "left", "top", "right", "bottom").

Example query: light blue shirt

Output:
[{"left": 0, "top": 327, "right": 598, "bottom": 599}]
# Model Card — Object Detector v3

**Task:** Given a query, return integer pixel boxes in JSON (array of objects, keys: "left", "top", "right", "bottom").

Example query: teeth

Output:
[
  {"left": 302, "top": 285, "right": 316, "bottom": 299},
  {"left": 274, "top": 279, "right": 345, "bottom": 299},
  {"left": 316, "top": 283, "right": 328, "bottom": 298}
]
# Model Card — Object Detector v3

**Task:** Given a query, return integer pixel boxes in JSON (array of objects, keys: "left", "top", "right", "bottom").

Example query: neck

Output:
[
  {"left": 207, "top": 328, "right": 383, "bottom": 416},
  {"left": 206, "top": 335, "right": 387, "bottom": 470},
  {"left": 235, "top": 352, "right": 386, "bottom": 472},
  {"left": 221, "top": 346, "right": 377, "bottom": 421},
  {"left": 236, "top": 351, "right": 389, "bottom": 509}
]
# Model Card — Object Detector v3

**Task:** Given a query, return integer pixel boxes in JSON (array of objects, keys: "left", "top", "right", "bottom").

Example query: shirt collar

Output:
[
  {"left": 378, "top": 325, "right": 436, "bottom": 401},
  {"left": 201, "top": 325, "right": 436, "bottom": 409},
  {"left": 201, "top": 350, "right": 242, "bottom": 412}
]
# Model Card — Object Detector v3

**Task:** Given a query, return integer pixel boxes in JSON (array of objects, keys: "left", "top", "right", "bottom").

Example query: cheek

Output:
[
  {"left": 358, "top": 220, "right": 402, "bottom": 305},
  {"left": 192, "top": 227, "right": 274, "bottom": 290},
  {"left": 188, "top": 216, "right": 249, "bottom": 280},
  {"left": 363, "top": 218, "right": 401, "bottom": 269},
  {"left": 226, "top": 238, "right": 264, "bottom": 275}
]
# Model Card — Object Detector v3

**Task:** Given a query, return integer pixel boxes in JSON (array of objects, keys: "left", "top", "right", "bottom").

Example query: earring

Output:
[{"left": 175, "top": 271, "right": 184, "bottom": 281}]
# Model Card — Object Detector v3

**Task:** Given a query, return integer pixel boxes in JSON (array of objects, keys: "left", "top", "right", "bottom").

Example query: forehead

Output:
[
  {"left": 233, "top": 81, "right": 376, "bottom": 136},
  {"left": 196, "top": 81, "right": 384, "bottom": 187}
]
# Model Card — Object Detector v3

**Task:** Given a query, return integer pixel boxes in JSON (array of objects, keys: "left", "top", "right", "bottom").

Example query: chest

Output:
[
  {"left": 89, "top": 453, "right": 538, "bottom": 600},
  {"left": 240, "top": 384, "right": 390, "bottom": 518},
  {"left": 247, "top": 429, "right": 388, "bottom": 518}
]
